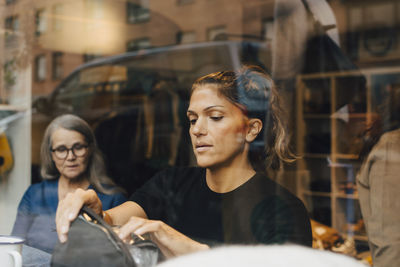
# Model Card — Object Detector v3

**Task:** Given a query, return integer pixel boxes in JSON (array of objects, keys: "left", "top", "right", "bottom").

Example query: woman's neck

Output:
[
  {"left": 58, "top": 175, "right": 90, "bottom": 200},
  {"left": 205, "top": 161, "right": 256, "bottom": 193}
]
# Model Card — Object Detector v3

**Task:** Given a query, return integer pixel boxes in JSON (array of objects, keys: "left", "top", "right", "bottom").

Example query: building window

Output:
[
  {"left": 127, "top": 38, "right": 151, "bottom": 51},
  {"left": 35, "top": 9, "right": 47, "bottom": 36},
  {"left": 5, "top": 16, "right": 19, "bottom": 31},
  {"left": 85, "top": 0, "right": 104, "bottom": 19},
  {"left": 35, "top": 55, "right": 47, "bottom": 82},
  {"left": 85, "top": 0, "right": 104, "bottom": 30},
  {"left": 52, "top": 52, "right": 63, "bottom": 80},
  {"left": 52, "top": 4, "right": 64, "bottom": 31},
  {"left": 207, "top": 26, "right": 226, "bottom": 41},
  {"left": 126, "top": 1, "right": 150, "bottom": 24},
  {"left": 262, "top": 19, "right": 274, "bottom": 42},
  {"left": 177, "top": 0, "right": 194, "bottom": 5},
  {"left": 176, "top": 31, "right": 196, "bottom": 44},
  {"left": 3, "top": 60, "right": 17, "bottom": 91},
  {"left": 4, "top": 16, "right": 19, "bottom": 45},
  {"left": 83, "top": 53, "right": 102, "bottom": 63}
]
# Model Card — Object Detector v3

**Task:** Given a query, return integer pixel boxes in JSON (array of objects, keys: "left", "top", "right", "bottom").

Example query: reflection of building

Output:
[
  {"left": 2, "top": 0, "right": 275, "bottom": 98},
  {"left": 2, "top": 0, "right": 400, "bottom": 98}
]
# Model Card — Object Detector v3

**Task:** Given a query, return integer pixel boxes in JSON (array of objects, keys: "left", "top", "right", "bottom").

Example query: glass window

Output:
[
  {"left": 126, "top": 1, "right": 150, "bottom": 24},
  {"left": 126, "top": 38, "right": 151, "bottom": 51},
  {"left": 3, "top": 1, "right": 400, "bottom": 265},
  {"left": 35, "top": 55, "right": 47, "bottom": 81},
  {"left": 84, "top": 0, "right": 104, "bottom": 30},
  {"left": 4, "top": 15, "right": 19, "bottom": 45},
  {"left": 262, "top": 19, "right": 274, "bottom": 41},
  {"left": 85, "top": 0, "right": 104, "bottom": 19},
  {"left": 35, "top": 9, "right": 47, "bottom": 36},
  {"left": 52, "top": 4, "right": 64, "bottom": 31},
  {"left": 3, "top": 60, "right": 17, "bottom": 91},
  {"left": 83, "top": 53, "right": 103, "bottom": 63},
  {"left": 176, "top": 31, "right": 196, "bottom": 44},
  {"left": 52, "top": 52, "right": 63, "bottom": 80},
  {"left": 207, "top": 25, "right": 226, "bottom": 41},
  {"left": 4, "top": 16, "right": 19, "bottom": 32}
]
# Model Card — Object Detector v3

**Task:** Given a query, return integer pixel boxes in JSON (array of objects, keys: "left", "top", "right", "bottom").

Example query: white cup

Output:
[{"left": 0, "top": 235, "right": 24, "bottom": 267}]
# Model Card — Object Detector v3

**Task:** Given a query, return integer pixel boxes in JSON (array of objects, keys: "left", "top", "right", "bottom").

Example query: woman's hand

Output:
[
  {"left": 56, "top": 188, "right": 102, "bottom": 243},
  {"left": 118, "top": 216, "right": 209, "bottom": 258}
]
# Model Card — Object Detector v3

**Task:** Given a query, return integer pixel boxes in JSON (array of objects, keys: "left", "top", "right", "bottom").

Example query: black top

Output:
[{"left": 130, "top": 167, "right": 312, "bottom": 247}]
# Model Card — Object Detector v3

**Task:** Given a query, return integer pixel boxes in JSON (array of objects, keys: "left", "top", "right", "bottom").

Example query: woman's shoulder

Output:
[
  {"left": 248, "top": 173, "right": 305, "bottom": 204},
  {"left": 367, "top": 128, "right": 400, "bottom": 160},
  {"left": 379, "top": 128, "right": 400, "bottom": 145},
  {"left": 24, "top": 179, "right": 58, "bottom": 195},
  {"left": 18, "top": 179, "right": 59, "bottom": 212}
]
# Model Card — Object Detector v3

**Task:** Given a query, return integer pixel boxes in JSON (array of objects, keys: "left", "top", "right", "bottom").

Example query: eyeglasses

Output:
[{"left": 51, "top": 143, "right": 89, "bottom": 160}]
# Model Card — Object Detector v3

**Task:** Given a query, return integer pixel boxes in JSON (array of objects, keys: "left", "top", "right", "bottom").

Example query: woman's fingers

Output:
[
  {"left": 118, "top": 216, "right": 160, "bottom": 241},
  {"left": 56, "top": 193, "right": 81, "bottom": 242},
  {"left": 55, "top": 188, "right": 102, "bottom": 243},
  {"left": 117, "top": 217, "right": 209, "bottom": 258}
]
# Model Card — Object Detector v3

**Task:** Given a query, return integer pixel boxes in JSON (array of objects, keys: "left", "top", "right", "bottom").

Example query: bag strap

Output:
[{"left": 80, "top": 206, "right": 136, "bottom": 266}]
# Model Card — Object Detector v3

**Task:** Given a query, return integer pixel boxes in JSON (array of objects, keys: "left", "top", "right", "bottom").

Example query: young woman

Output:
[
  {"left": 12, "top": 114, "right": 127, "bottom": 253},
  {"left": 55, "top": 66, "right": 312, "bottom": 258}
]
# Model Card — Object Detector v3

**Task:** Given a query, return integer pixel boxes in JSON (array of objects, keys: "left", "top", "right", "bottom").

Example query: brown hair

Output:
[{"left": 191, "top": 65, "right": 296, "bottom": 171}]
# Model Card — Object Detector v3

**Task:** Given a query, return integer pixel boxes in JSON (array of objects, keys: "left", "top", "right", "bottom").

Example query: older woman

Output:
[
  {"left": 55, "top": 66, "right": 312, "bottom": 259},
  {"left": 12, "top": 114, "right": 127, "bottom": 253}
]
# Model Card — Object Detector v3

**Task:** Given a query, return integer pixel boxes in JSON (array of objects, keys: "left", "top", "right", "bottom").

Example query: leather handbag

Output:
[{"left": 51, "top": 206, "right": 160, "bottom": 267}]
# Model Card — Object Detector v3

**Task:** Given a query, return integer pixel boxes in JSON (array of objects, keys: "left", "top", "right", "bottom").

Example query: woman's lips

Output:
[
  {"left": 66, "top": 164, "right": 79, "bottom": 169},
  {"left": 195, "top": 144, "right": 212, "bottom": 152}
]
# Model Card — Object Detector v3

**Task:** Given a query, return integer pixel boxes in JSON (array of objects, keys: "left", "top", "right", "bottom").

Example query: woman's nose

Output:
[
  {"left": 65, "top": 150, "right": 77, "bottom": 160},
  {"left": 192, "top": 118, "right": 207, "bottom": 136}
]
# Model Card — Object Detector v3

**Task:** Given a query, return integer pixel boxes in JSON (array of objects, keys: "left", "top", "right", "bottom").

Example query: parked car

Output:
[{"left": 32, "top": 40, "right": 271, "bottom": 196}]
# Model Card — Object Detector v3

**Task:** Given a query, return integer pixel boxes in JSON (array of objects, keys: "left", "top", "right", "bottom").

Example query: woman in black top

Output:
[{"left": 56, "top": 65, "right": 312, "bottom": 258}]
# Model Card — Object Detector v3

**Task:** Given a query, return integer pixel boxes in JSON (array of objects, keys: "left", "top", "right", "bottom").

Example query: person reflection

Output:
[
  {"left": 357, "top": 99, "right": 400, "bottom": 267},
  {"left": 12, "top": 114, "right": 127, "bottom": 253},
  {"left": 272, "top": 0, "right": 340, "bottom": 123},
  {"left": 56, "top": 66, "right": 312, "bottom": 259}
]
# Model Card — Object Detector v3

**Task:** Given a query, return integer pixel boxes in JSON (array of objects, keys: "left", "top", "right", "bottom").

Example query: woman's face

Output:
[
  {"left": 187, "top": 85, "right": 250, "bottom": 169},
  {"left": 51, "top": 128, "right": 90, "bottom": 180}
]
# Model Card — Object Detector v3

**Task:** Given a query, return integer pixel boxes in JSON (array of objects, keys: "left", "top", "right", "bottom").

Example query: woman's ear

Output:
[{"left": 246, "top": 118, "right": 263, "bottom": 142}]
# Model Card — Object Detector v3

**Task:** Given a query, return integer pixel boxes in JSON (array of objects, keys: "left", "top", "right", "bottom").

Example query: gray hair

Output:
[{"left": 40, "top": 114, "right": 121, "bottom": 195}]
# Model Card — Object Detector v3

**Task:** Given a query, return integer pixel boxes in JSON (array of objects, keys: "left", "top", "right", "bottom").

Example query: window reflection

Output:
[
  {"left": 126, "top": 0, "right": 150, "bottom": 24},
  {"left": 35, "top": 54, "right": 47, "bottom": 82},
  {"left": 35, "top": 9, "right": 46, "bottom": 36},
  {"left": 1, "top": 0, "right": 400, "bottom": 266}
]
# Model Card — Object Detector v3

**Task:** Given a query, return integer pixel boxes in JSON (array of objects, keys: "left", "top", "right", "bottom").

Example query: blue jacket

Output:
[{"left": 12, "top": 179, "right": 127, "bottom": 253}]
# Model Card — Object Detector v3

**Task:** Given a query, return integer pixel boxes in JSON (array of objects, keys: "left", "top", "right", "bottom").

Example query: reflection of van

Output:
[{"left": 32, "top": 41, "right": 271, "bottom": 195}]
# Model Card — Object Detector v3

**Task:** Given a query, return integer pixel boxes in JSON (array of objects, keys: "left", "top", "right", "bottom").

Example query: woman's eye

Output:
[
  {"left": 189, "top": 119, "right": 197, "bottom": 125},
  {"left": 56, "top": 146, "right": 67, "bottom": 152},
  {"left": 210, "top": 116, "right": 223, "bottom": 121},
  {"left": 73, "top": 144, "right": 84, "bottom": 150}
]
